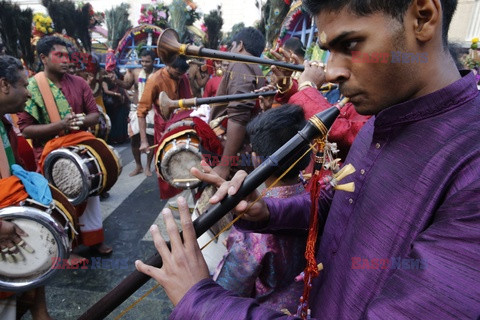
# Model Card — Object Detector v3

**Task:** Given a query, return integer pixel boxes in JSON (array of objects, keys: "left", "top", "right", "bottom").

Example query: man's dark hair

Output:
[
  {"left": 303, "top": 0, "right": 457, "bottom": 47},
  {"left": 448, "top": 42, "right": 467, "bottom": 70},
  {"left": 0, "top": 55, "right": 24, "bottom": 85},
  {"left": 232, "top": 27, "right": 266, "bottom": 57},
  {"left": 139, "top": 49, "right": 156, "bottom": 61},
  {"left": 283, "top": 37, "right": 306, "bottom": 58},
  {"left": 247, "top": 104, "right": 310, "bottom": 180},
  {"left": 36, "top": 36, "right": 68, "bottom": 58},
  {"left": 169, "top": 55, "right": 189, "bottom": 73}
]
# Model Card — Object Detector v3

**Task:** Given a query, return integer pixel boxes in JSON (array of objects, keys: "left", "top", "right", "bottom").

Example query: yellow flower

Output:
[{"left": 472, "top": 37, "right": 479, "bottom": 44}]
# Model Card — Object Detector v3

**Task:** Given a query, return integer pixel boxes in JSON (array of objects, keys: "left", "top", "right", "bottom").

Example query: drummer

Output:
[
  {"left": 0, "top": 54, "right": 52, "bottom": 320},
  {"left": 16, "top": 36, "right": 113, "bottom": 255},
  {"left": 137, "top": 56, "right": 192, "bottom": 199}
]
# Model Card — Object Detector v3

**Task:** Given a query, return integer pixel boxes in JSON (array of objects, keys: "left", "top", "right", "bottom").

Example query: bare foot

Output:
[
  {"left": 91, "top": 242, "right": 113, "bottom": 255},
  {"left": 129, "top": 166, "right": 143, "bottom": 177},
  {"left": 67, "top": 253, "right": 88, "bottom": 267},
  {"left": 145, "top": 168, "right": 153, "bottom": 177}
]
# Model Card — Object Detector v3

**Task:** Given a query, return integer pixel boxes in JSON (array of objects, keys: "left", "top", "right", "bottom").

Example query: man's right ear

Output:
[{"left": 39, "top": 53, "right": 47, "bottom": 65}]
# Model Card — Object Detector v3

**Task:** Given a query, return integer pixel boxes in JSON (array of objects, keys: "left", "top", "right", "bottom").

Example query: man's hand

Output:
[
  {"left": 255, "top": 84, "right": 276, "bottom": 111},
  {"left": 135, "top": 197, "right": 209, "bottom": 306},
  {"left": 298, "top": 60, "right": 326, "bottom": 88},
  {"left": 196, "top": 169, "right": 270, "bottom": 223},
  {"left": 0, "top": 220, "right": 34, "bottom": 262},
  {"left": 269, "top": 48, "right": 302, "bottom": 91},
  {"left": 60, "top": 113, "right": 86, "bottom": 131},
  {"left": 212, "top": 164, "right": 231, "bottom": 180},
  {"left": 139, "top": 140, "right": 150, "bottom": 154},
  {"left": 190, "top": 160, "right": 226, "bottom": 188}
]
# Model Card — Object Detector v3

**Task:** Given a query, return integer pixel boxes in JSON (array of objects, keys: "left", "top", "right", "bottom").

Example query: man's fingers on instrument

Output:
[
  {"left": 13, "top": 224, "right": 28, "bottom": 237},
  {"left": 191, "top": 167, "right": 224, "bottom": 187},
  {"left": 228, "top": 170, "right": 248, "bottom": 195},
  {"left": 11, "top": 234, "right": 22, "bottom": 245},
  {"left": 271, "top": 66, "right": 285, "bottom": 78},
  {"left": 150, "top": 224, "right": 170, "bottom": 259},
  {"left": 210, "top": 180, "right": 231, "bottom": 204},
  {"left": 177, "top": 198, "right": 196, "bottom": 248},
  {"left": 199, "top": 160, "right": 213, "bottom": 172},
  {"left": 135, "top": 260, "right": 164, "bottom": 282},
  {"left": 234, "top": 200, "right": 249, "bottom": 213},
  {"left": 17, "top": 240, "right": 35, "bottom": 254},
  {"left": 9, "top": 244, "right": 24, "bottom": 261},
  {"left": 291, "top": 53, "right": 301, "bottom": 64},
  {"left": 6, "top": 240, "right": 18, "bottom": 253},
  {"left": 162, "top": 208, "right": 183, "bottom": 251},
  {"left": 270, "top": 50, "right": 284, "bottom": 61}
]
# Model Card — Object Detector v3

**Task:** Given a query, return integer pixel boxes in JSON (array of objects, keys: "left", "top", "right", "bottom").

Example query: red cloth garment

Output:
[
  {"left": 203, "top": 76, "right": 223, "bottom": 98},
  {"left": 288, "top": 87, "right": 370, "bottom": 161}
]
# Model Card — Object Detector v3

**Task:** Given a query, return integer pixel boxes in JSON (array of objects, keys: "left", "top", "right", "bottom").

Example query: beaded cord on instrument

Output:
[
  {"left": 296, "top": 138, "right": 355, "bottom": 319},
  {"left": 296, "top": 138, "right": 327, "bottom": 319}
]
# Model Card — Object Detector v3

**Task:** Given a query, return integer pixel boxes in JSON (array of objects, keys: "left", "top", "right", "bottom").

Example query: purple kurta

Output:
[{"left": 171, "top": 72, "right": 480, "bottom": 319}]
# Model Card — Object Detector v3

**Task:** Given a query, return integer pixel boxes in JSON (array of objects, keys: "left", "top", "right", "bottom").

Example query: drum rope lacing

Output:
[{"left": 113, "top": 144, "right": 315, "bottom": 320}]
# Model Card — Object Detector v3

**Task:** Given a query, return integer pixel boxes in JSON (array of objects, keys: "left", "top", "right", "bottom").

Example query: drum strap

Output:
[{"left": 34, "top": 72, "right": 62, "bottom": 123}]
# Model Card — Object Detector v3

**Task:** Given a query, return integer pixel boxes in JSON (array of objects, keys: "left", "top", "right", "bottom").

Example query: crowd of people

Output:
[{"left": 0, "top": 0, "right": 479, "bottom": 319}]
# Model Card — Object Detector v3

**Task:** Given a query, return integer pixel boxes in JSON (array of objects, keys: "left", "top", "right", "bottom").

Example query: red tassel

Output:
[
  {"left": 297, "top": 143, "right": 325, "bottom": 319},
  {"left": 192, "top": 117, "right": 224, "bottom": 156}
]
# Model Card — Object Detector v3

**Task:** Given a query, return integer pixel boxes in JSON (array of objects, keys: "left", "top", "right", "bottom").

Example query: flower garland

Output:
[
  {"left": 138, "top": 0, "right": 169, "bottom": 28},
  {"left": 33, "top": 13, "right": 54, "bottom": 36},
  {"left": 463, "top": 37, "right": 480, "bottom": 69}
]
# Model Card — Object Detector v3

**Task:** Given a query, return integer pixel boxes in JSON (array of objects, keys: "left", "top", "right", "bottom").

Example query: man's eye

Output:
[{"left": 344, "top": 41, "right": 358, "bottom": 52}]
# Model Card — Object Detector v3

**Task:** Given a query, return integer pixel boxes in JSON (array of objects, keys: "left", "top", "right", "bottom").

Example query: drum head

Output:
[
  {"left": 160, "top": 144, "right": 202, "bottom": 189},
  {"left": 0, "top": 206, "right": 69, "bottom": 292},
  {"left": 43, "top": 148, "right": 92, "bottom": 206}
]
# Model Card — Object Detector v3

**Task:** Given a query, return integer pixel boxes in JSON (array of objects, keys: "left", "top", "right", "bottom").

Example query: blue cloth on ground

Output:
[{"left": 11, "top": 164, "right": 52, "bottom": 205}]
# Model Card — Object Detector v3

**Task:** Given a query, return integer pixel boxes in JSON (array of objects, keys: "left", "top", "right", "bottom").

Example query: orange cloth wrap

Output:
[
  {"left": 38, "top": 131, "right": 96, "bottom": 174},
  {"left": 0, "top": 176, "right": 29, "bottom": 209}
]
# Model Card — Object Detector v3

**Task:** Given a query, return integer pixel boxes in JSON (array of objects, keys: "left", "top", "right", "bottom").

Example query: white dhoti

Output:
[{"left": 78, "top": 196, "right": 104, "bottom": 246}]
